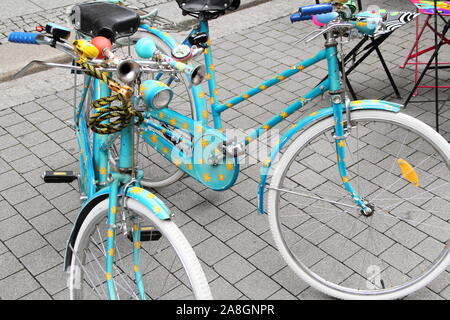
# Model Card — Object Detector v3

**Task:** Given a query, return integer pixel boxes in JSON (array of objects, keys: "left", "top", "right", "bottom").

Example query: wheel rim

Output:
[{"left": 270, "top": 112, "right": 450, "bottom": 298}]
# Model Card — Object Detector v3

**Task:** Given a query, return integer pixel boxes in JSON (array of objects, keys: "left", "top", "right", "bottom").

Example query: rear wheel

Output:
[{"left": 268, "top": 110, "right": 450, "bottom": 300}]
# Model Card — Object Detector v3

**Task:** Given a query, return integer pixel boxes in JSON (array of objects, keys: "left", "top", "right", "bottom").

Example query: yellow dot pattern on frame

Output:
[
  {"left": 159, "top": 112, "right": 165, "bottom": 119},
  {"left": 147, "top": 193, "right": 155, "bottom": 199},
  {"left": 187, "top": 163, "right": 193, "bottom": 170},
  {"left": 262, "top": 124, "right": 270, "bottom": 130},
  {"left": 153, "top": 205, "right": 161, "bottom": 213},
  {"left": 202, "top": 110, "right": 208, "bottom": 119},
  {"left": 210, "top": 97, "right": 215, "bottom": 104},
  {"left": 218, "top": 174, "right": 225, "bottom": 181},
  {"left": 210, "top": 64, "right": 215, "bottom": 71},
  {"left": 151, "top": 134, "right": 158, "bottom": 143},
  {"left": 226, "top": 163, "right": 234, "bottom": 170},
  {"left": 106, "top": 272, "right": 112, "bottom": 280},
  {"left": 162, "top": 147, "right": 168, "bottom": 154},
  {"left": 133, "top": 265, "right": 139, "bottom": 272},
  {"left": 342, "top": 177, "right": 349, "bottom": 183},
  {"left": 135, "top": 241, "right": 141, "bottom": 249},
  {"left": 109, "top": 248, "right": 115, "bottom": 256},
  {"left": 280, "top": 112, "right": 288, "bottom": 118},
  {"left": 201, "top": 139, "right": 209, "bottom": 147},
  {"left": 278, "top": 75, "right": 285, "bottom": 81},
  {"left": 203, "top": 173, "right": 211, "bottom": 182},
  {"left": 199, "top": 91, "right": 205, "bottom": 99},
  {"left": 133, "top": 224, "right": 138, "bottom": 232},
  {"left": 99, "top": 168, "right": 107, "bottom": 175},
  {"left": 182, "top": 122, "right": 189, "bottom": 129},
  {"left": 111, "top": 206, "right": 117, "bottom": 214},
  {"left": 226, "top": 103, "right": 233, "bottom": 108},
  {"left": 130, "top": 187, "right": 143, "bottom": 195},
  {"left": 338, "top": 140, "right": 345, "bottom": 147},
  {"left": 169, "top": 118, "right": 177, "bottom": 126},
  {"left": 107, "top": 229, "right": 113, "bottom": 238},
  {"left": 243, "top": 94, "right": 249, "bottom": 99},
  {"left": 260, "top": 85, "right": 267, "bottom": 90},
  {"left": 173, "top": 158, "right": 181, "bottom": 167}
]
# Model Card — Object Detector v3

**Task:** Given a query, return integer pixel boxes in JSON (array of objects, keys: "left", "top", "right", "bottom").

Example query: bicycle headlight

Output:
[{"left": 140, "top": 80, "right": 173, "bottom": 110}]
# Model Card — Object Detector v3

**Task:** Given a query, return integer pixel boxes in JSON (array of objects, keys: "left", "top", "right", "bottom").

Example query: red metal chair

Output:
[{"left": 401, "top": 1, "right": 450, "bottom": 96}]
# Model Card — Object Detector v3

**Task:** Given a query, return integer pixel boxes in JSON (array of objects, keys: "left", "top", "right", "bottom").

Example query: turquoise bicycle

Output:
[
  {"left": 8, "top": 18, "right": 212, "bottom": 300},
  {"left": 103, "top": 0, "right": 450, "bottom": 299}
]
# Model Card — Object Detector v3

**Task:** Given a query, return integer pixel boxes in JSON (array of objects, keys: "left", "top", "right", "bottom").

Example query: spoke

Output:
[
  {"left": 371, "top": 154, "right": 434, "bottom": 202},
  {"left": 271, "top": 186, "right": 358, "bottom": 209},
  {"left": 289, "top": 209, "right": 347, "bottom": 252}
]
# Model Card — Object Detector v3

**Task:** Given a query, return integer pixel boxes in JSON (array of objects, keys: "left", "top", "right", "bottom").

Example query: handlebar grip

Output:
[
  {"left": 299, "top": 3, "right": 333, "bottom": 16},
  {"left": 290, "top": 13, "right": 312, "bottom": 23},
  {"left": 8, "top": 32, "right": 39, "bottom": 44}
]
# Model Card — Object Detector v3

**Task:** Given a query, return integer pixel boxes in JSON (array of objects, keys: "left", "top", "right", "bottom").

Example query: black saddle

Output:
[
  {"left": 69, "top": 2, "right": 140, "bottom": 42},
  {"left": 176, "top": 0, "right": 240, "bottom": 18}
]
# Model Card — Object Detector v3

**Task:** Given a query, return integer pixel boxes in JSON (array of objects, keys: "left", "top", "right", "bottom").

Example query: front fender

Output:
[
  {"left": 257, "top": 100, "right": 402, "bottom": 214},
  {"left": 64, "top": 186, "right": 171, "bottom": 271}
]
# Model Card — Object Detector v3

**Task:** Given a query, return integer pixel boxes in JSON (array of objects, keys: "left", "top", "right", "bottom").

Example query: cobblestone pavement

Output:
[
  {"left": 0, "top": 0, "right": 171, "bottom": 40},
  {"left": 0, "top": 0, "right": 449, "bottom": 300}
]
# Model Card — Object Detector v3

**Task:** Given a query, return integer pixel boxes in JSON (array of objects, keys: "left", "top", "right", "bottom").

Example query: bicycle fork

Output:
[{"left": 105, "top": 173, "right": 146, "bottom": 300}]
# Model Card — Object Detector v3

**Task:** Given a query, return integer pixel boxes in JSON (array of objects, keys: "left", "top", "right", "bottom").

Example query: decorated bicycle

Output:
[
  {"left": 85, "top": 0, "right": 450, "bottom": 299},
  {"left": 8, "top": 13, "right": 212, "bottom": 299}
]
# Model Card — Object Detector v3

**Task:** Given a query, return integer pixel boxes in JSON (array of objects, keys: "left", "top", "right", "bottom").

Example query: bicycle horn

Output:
[
  {"left": 135, "top": 38, "right": 206, "bottom": 86},
  {"left": 117, "top": 59, "right": 141, "bottom": 83}
]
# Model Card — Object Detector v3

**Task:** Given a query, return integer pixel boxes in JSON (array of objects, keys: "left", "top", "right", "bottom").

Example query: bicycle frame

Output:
[{"left": 137, "top": 20, "right": 403, "bottom": 211}]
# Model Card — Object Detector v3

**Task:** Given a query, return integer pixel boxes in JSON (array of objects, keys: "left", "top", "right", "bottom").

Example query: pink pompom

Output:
[{"left": 312, "top": 15, "right": 325, "bottom": 27}]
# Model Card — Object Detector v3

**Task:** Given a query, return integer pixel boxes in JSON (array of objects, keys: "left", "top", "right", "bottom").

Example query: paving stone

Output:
[
  {"left": 44, "top": 224, "right": 72, "bottom": 252},
  {"left": 248, "top": 245, "right": 285, "bottom": 276},
  {"left": 0, "top": 213, "right": 32, "bottom": 241},
  {"left": 15, "top": 195, "right": 54, "bottom": 219},
  {"left": 0, "top": 251, "right": 24, "bottom": 279},
  {"left": 1, "top": 182, "right": 39, "bottom": 205},
  {"left": 9, "top": 153, "right": 45, "bottom": 174},
  {"left": 195, "top": 236, "right": 233, "bottom": 266},
  {"left": 186, "top": 201, "right": 225, "bottom": 225},
  {"left": 0, "top": 269, "right": 40, "bottom": 300},
  {"left": 167, "top": 187, "right": 205, "bottom": 211},
  {"left": 213, "top": 253, "right": 256, "bottom": 284},
  {"left": 219, "top": 196, "right": 255, "bottom": 220},
  {"left": 0, "top": 200, "right": 18, "bottom": 222},
  {"left": 36, "top": 263, "right": 68, "bottom": 295},
  {"left": 29, "top": 209, "right": 69, "bottom": 235},
  {"left": 226, "top": 230, "right": 268, "bottom": 259},
  {"left": 20, "top": 288, "right": 52, "bottom": 300},
  {"left": 210, "top": 277, "right": 243, "bottom": 300},
  {"left": 5, "top": 229, "right": 47, "bottom": 258},
  {"left": 236, "top": 270, "right": 281, "bottom": 300},
  {"left": 20, "top": 245, "right": 62, "bottom": 276},
  {"left": 205, "top": 215, "right": 245, "bottom": 241},
  {"left": 0, "top": 143, "right": 31, "bottom": 162},
  {"left": 179, "top": 220, "right": 212, "bottom": 247}
]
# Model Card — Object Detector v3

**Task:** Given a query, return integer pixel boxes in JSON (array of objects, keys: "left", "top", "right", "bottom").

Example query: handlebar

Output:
[
  {"left": 8, "top": 32, "right": 43, "bottom": 45},
  {"left": 298, "top": 3, "right": 333, "bottom": 16}
]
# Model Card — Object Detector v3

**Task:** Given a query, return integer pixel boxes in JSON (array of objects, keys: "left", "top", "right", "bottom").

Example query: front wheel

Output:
[
  {"left": 268, "top": 110, "right": 450, "bottom": 300},
  {"left": 69, "top": 197, "right": 212, "bottom": 300}
]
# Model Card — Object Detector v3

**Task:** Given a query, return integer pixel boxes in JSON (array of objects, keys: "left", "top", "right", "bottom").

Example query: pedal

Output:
[
  {"left": 127, "top": 226, "right": 162, "bottom": 242},
  {"left": 42, "top": 171, "right": 78, "bottom": 183}
]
